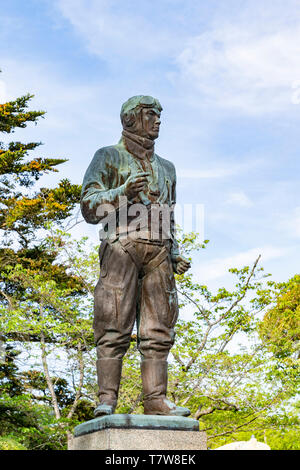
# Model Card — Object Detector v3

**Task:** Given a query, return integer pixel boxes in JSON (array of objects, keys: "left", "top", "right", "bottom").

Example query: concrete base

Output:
[
  {"left": 68, "top": 428, "right": 207, "bottom": 450},
  {"left": 68, "top": 414, "right": 207, "bottom": 450}
]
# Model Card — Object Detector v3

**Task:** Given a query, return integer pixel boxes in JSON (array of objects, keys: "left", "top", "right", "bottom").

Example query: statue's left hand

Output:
[{"left": 172, "top": 255, "right": 191, "bottom": 275}]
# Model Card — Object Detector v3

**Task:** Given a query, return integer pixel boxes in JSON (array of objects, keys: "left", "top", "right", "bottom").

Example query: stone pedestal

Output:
[{"left": 68, "top": 414, "right": 207, "bottom": 450}]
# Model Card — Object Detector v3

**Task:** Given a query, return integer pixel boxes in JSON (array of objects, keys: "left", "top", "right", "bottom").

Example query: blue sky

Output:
[{"left": 1, "top": 0, "right": 299, "bottom": 293}]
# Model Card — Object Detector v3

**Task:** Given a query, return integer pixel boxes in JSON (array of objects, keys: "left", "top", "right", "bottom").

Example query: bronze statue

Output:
[{"left": 81, "top": 95, "right": 191, "bottom": 417}]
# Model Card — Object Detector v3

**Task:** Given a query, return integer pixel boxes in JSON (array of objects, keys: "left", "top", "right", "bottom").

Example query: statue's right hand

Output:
[{"left": 124, "top": 172, "right": 150, "bottom": 200}]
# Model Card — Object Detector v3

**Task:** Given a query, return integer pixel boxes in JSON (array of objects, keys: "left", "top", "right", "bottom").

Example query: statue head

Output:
[{"left": 120, "top": 95, "right": 162, "bottom": 140}]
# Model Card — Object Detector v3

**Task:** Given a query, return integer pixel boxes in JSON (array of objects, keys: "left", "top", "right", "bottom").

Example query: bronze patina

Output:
[{"left": 81, "top": 95, "right": 191, "bottom": 417}]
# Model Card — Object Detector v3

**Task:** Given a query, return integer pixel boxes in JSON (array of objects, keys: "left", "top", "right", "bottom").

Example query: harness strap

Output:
[
  {"left": 143, "top": 246, "right": 168, "bottom": 276},
  {"left": 98, "top": 239, "right": 109, "bottom": 263},
  {"left": 119, "top": 238, "right": 144, "bottom": 274},
  {"left": 119, "top": 238, "right": 168, "bottom": 278}
]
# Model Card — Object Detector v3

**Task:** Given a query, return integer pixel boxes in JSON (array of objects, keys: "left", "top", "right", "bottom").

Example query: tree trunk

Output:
[{"left": 40, "top": 330, "right": 61, "bottom": 420}]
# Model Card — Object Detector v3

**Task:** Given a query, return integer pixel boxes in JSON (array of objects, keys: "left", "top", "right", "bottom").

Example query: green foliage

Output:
[
  {"left": 266, "top": 428, "right": 300, "bottom": 450},
  {"left": 0, "top": 436, "right": 27, "bottom": 450},
  {"left": 0, "top": 92, "right": 81, "bottom": 241},
  {"left": 0, "top": 345, "right": 25, "bottom": 396},
  {"left": 0, "top": 88, "right": 82, "bottom": 316},
  {"left": 0, "top": 85, "right": 95, "bottom": 449},
  {"left": 259, "top": 274, "right": 300, "bottom": 358},
  {"left": 116, "top": 340, "right": 143, "bottom": 414},
  {"left": 1, "top": 87, "right": 298, "bottom": 449},
  {"left": 0, "top": 93, "right": 44, "bottom": 134},
  {"left": 0, "top": 392, "right": 74, "bottom": 450},
  {"left": 116, "top": 234, "right": 299, "bottom": 449},
  {"left": 1, "top": 229, "right": 299, "bottom": 449}
]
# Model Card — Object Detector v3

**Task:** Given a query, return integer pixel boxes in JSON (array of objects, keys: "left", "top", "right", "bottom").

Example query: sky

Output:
[{"left": 1, "top": 0, "right": 299, "bottom": 295}]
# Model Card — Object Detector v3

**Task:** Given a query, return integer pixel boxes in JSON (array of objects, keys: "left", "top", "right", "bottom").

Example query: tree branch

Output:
[
  {"left": 40, "top": 304, "right": 61, "bottom": 420},
  {"left": 67, "top": 344, "right": 85, "bottom": 420}
]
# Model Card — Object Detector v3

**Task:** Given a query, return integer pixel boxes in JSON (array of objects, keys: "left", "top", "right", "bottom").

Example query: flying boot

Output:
[
  {"left": 94, "top": 358, "right": 122, "bottom": 417},
  {"left": 141, "top": 359, "right": 190, "bottom": 416}
]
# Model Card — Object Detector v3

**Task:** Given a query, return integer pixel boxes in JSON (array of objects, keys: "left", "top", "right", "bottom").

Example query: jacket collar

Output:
[{"left": 122, "top": 130, "right": 154, "bottom": 161}]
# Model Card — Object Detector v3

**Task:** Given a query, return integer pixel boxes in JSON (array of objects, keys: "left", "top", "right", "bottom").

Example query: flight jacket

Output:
[{"left": 80, "top": 138, "right": 180, "bottom": 258}]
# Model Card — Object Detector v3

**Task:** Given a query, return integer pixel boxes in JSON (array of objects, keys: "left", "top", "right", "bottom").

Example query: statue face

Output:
[{"left": 140, "top": 107, "right": 161, "bottom": 140}]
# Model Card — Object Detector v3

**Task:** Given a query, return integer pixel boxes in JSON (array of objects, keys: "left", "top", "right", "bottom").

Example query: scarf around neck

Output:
[{"left": 122, "top": 130, "right": 155, "bottom": 161}]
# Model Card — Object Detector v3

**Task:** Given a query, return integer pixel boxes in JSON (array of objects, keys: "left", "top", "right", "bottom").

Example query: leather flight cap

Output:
[{"left": 120, "top": 95, "right": 163, "bottom": 118}]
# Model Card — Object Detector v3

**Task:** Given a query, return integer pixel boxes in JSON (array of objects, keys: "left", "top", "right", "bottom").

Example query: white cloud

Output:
[
  {"left": 176, "top": 24, "right": 300, "bottom": 114},
  {"left": 278, "top": 206, "right": 300, "bottom": 239},
  {"left": 0, "top": 58, "right": 118, "bottom": 135},
  {"left": 54, "top": 0, "right": 300, "bottom": 116},
  {"left": 225, "top": 191, "right": 253, "bottom": 207},
  {"left": 55, "top": 0, "right": 178, "bottom": 61},
  {"left": 193, "top": 245, "right": 288, "bottom": 282},
  {"left": 177, "top": 168, "right": 235, "bottom": 179},
  {"left": 177, "top": 158, "right": 262, "bottom": 180}
]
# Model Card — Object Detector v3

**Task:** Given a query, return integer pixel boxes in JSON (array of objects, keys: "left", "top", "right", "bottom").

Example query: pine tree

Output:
[
  {"left": 0, "top": 84, "right": 82, "bottom": 305},
  {"left": 0, "top": 79, "right": 94, "bottom": 449}
]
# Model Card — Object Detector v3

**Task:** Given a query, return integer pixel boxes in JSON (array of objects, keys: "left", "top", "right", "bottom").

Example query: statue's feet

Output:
[
  {"left": 94, "top": 403, "right": 115, "bottom": 417},
  {"left": 144, "top": 398, "right": 190, "bottom": 417}
]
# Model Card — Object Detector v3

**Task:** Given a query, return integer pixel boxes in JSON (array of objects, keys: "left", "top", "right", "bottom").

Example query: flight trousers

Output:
[{"left": 94, "top": 236, "right": 179, "bottom": 361}]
